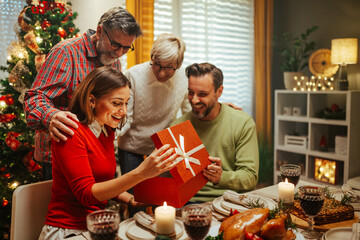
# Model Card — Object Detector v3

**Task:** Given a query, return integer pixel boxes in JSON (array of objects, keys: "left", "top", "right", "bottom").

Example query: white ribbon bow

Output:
[{"left": 167, "top": 128, "right": 205, "bottom": 176}]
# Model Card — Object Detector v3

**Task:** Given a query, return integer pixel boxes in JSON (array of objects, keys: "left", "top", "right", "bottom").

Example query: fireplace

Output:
[{"left": 314, "top": 158, "right": 341, "bottom": 184}]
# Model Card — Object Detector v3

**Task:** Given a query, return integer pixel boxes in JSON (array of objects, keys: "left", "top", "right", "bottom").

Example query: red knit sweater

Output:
[{"left": 45, "top": 122, "right": 116, "bottom": 229}]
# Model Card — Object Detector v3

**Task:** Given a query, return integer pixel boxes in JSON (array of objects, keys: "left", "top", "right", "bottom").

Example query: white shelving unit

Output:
[{"left": 274, "top": 90, "right": 360, "bottom": 186}]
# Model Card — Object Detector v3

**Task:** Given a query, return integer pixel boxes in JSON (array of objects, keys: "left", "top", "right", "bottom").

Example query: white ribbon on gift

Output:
[{"left": 167, "top": 128, "right": 205, "bottom": 176}]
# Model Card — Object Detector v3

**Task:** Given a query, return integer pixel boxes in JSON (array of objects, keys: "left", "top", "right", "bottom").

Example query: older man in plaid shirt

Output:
[{"left": 24, "top": 7, "right": 142, "bottom": 180}]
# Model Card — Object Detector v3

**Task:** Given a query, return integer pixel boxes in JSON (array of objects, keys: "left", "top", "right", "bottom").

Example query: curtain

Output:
[
  {"left": 154, "top": 0, "right": 254, "bottom": 116},
  {"left": 0, "top": 0, "right": 26, "bottom": 79},
  {"left": 254, "top": 0, "right": 273, "bottom": 144},
  {"left": 126, "top": 0, "right": 154, "bottom": 68}
]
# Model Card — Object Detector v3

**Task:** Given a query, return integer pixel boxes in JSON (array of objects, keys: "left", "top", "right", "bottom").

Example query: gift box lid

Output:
[{"left": 151, "top": 120, "right": 211, "bottom": 185}]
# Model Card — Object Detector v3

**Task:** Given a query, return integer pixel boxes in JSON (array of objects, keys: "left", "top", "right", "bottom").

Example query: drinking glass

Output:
[
  {"left": 298, "top": 186, "right": 325, "bottom": 239},
  {"left": 86, "top": 209, "right": 120, "bottom": 240},
  {"left": 280, "top": 164, "right": 301, "bottom": 186},
  {"left": 182, "top": 205, "right": 212, "bottom": 240}
]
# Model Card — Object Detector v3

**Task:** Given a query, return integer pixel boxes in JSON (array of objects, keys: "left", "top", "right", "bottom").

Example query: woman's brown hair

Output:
[{"left": 69, "top": 66, "right": 131, "bottom": 128}]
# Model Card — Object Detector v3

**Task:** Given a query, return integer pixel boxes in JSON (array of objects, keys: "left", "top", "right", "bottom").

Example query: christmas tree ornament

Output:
[
  {"left": 3, "top": 173, "right": 11, "bottom": 179},
  {"left": 69, "top": 27, "right": 74, "bottom": 33},
  {"left": 61, "top": 15, "right": 69, "bottom": 23},
  {"left": 41, "top": 20, "right": 51, "bottom": 31},
  {"left": 24, "top": 31, "right": 40, "bottom": 54},
  {"left": 0, "top": 114, "right": 16, "bottom": 123},
  {"left": 57, "top": 27, "right": 67, "bottom": 38},
  {"left": 9, "top": 181, "right": 20, "bottom": 190},
  {"left": 18, "top": 7, "right": 33, "bottom": 32},
  {"left": 2, "top": 199, "right": 8, "bottom": 207},
  {"left": 0, "top": 98, "right": 7, "bottom": 111},
  {"left": 5, "top": 132, "right": 22, "bottom": 151},
  {"left": 55, "top": 0, "right": 67, "bottom": 4},
  {"left": 4, "top": 95, "right": 14, "bottom": 105},
  {"left": 35, "top": 54, "right": 46, "bottom": 72},
  {"left": 7, "top": 42, "right": 28, "bottom": 61},
  {"left": 8, "top": 61, "right": 30, "bottom": 102},
  {"left": 23, "top": 151, "right": 42, "bottom": 172}
]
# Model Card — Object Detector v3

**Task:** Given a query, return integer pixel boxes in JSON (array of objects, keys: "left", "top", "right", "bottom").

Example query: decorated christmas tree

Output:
[{"left": 0, "top": 1, "right": 79, "bottom": 238}]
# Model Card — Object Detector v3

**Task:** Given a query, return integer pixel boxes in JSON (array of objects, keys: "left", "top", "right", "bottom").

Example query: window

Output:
[
  {"left": 154, "top": 0, "right": 254, "bottom": 115},
  {"left": 0, "top": 0, "right": 26, "bottom": 79}
]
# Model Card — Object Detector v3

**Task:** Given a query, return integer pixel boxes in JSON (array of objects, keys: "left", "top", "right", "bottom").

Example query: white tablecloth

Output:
[{"left": 69, "top": 180, "right": 359, "bottom": 239}]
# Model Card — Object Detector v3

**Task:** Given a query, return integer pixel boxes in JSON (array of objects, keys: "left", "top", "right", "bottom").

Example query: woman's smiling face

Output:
[{"left": 93, "top": 85, "right": 130, "bottom": 128}]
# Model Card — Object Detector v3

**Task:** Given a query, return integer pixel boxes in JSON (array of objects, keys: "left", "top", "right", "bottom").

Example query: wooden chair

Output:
[{"left": 10, "top": 180, "right": 52, "bottom": 240}]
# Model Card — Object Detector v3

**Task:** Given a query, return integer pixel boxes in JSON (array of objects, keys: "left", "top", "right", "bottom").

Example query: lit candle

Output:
[
  {"left": 155, "top": 202, "right": 176, "bottom": 235},
  {"left": 278, "top": 178, "right": 294, "bottom": 203}
]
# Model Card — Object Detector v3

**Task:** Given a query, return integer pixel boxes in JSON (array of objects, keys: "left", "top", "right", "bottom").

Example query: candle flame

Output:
[
  {"left": 285, "top": 178, "right": 288, "bottom": 183},
  {"left": 163, "top": 201, "right": 167, "bottom": 208}
]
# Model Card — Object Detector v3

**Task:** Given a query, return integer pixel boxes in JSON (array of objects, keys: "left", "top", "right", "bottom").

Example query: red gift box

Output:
[{"left": 133, "top": 120, "right": 211, "bottom": 208}]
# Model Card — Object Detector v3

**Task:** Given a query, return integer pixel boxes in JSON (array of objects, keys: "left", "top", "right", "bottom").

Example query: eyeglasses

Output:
[
  {"left": 150, "top": 62, "right": 177, "bottom": 75},
  {"left": 103, "top": 28, "right": 134, "bottom": 52}
]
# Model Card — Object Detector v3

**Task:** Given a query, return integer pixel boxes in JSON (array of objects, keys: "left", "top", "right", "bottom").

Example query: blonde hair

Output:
[{"left": 150, "top": 33, "right": 186, "bottom": 68}]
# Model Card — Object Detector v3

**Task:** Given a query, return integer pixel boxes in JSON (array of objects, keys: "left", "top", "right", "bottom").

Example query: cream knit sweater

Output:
[{"left": 118, "top": 62, "right": 191, "bottom": 155}]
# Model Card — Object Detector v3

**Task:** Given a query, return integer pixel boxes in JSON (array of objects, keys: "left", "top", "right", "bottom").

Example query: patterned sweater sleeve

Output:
[{"left": 24, "top": 46, "right": 72, "bottom": 130}]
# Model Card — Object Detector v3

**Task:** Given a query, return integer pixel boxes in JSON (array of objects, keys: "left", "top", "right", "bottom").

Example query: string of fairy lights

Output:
[{"left": 293, "top": 75, "right": 335, "bottom": 92}]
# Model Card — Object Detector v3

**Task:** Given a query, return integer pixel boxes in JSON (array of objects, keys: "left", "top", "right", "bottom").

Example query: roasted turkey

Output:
[{"left": 219, "top": 208, "right": 296, "bottom": 240}]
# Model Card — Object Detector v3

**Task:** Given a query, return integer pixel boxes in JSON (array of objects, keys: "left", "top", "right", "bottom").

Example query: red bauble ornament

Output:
[
  {"left": 5, "top": 96, "right": 14, "bottom": 105},
  {"left": 58, "top": 27, "right": 66, "bottom": 38},
  {"left": 2, "top": 199, "right": 8, "bottom": 207},
  {"left": 69, "top": 27, "right": 74, "bottom": 33},
  {"left": 3, "top": 173, "right": 11, "bottom": 179},
  {"left": 41, "top": 20, "right": 51, "bottom": 31},
  {"left": 61, "top": 15, "right": 69, "bottom": 23}
]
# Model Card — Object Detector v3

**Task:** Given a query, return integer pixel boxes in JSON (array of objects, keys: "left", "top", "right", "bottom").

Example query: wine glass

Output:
[
  {"left": 298, "top": 186, "right": 325, "bottom": 239},
  {"left": 86, "top": 209, "right": 120, "bottom": 240},
  {"left": 280, "top": 164, "right": 301, "bottom": 186},
  {"left": 182, "top": 205, "right": 212, "bottom": 240}
]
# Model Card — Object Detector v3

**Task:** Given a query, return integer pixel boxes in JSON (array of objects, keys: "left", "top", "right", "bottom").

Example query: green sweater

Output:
[{"left": 171, "top": 104, "right": 259, "bottom": 202}]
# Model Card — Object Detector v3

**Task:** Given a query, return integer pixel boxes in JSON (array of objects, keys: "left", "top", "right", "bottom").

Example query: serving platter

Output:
[
  {"left": 290, "top": 214, "right": 359, "bottom": 232},
  {"left": 208, "top": 224, "right": 305, "bottom": 240}
]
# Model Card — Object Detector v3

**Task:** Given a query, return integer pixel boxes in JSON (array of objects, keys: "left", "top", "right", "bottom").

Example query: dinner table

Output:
[{"left": 69, "top": 180, "right": 360, "bottom": 240}]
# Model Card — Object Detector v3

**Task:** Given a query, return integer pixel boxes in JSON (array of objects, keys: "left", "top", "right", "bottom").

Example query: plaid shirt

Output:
[{"left": 24, "top": 29, "right": 121, "bottom": 163}]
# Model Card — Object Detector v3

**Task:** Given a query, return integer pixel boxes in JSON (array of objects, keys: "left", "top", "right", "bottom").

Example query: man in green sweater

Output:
[{"left": 171, "top": 62, "right": 259, "bottom": 203}]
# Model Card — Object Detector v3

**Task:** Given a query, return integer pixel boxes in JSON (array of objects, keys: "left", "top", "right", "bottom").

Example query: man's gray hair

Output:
[{"left": 98, "top": 7, "right": 142, "bottom": 37}]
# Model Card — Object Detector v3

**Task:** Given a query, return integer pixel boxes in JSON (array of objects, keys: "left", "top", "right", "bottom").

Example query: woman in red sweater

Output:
[{"left": 39, "top": 67, "right": 177, "bottom": 239}]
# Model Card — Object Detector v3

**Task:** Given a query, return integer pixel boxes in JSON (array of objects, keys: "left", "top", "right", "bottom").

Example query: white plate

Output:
[
  {"left": 208, "top": 225, "right": 304, "bottom": 240},
  {"left": 324, "top": 227, "right": 352, "bottom": 240},
  {"left": 118, "top": 218, "right": 133, "bottom": 240},
  {"left": 212, "top": 196, "right": 230, "bottom": 215},
  {"left": 119, "top": 217, "right": 186, "bottom": 240},
  {"left": 212, "top": 195, "right": 277, "bottom": 216}
]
